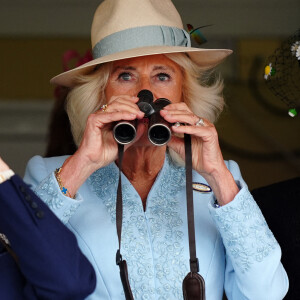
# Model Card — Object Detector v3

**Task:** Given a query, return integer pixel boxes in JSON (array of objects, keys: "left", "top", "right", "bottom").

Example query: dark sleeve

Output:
[
  {"left": 0, "top": 251, "right": 26, "bottom": 300},
  {"left": 0, "top": 175, "right": 96, "bottom": 300}
]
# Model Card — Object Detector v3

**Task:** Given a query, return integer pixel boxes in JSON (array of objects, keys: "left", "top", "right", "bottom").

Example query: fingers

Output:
[
  {"left": 88, "top": 95, "right": 145, "bottom": 130},
  {"left": 171, "top": 123, "right": 214, "bottom": 136},
  {"left": 159, "top": 103, "right": 217, "bottom": 145},
  {"left": 88, "top": 111, "right": 138, "bottom": 129},
  {"left": 161, "top": 106, "right": 212, "bottom": 129},
  {"left": 161, "top": 102, "right": 211, "bottom": 127},
  {"left": 161, "top": 109, "right": 200, "bottom": 126},
  {"left": 106, "top": 95, "right": 144, "bottom": 118},
  {"left": 171, "top": 116, "right": 215, "bottom": 132}
]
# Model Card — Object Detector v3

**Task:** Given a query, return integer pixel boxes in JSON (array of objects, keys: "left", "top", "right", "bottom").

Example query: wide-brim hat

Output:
[{"left": 51, "top": 0, "right": 232, "bottom": 87}]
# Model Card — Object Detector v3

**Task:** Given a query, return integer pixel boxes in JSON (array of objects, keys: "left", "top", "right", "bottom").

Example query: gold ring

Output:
[{"left": 100, "top": 104, "right": 108, "bottom": 112}]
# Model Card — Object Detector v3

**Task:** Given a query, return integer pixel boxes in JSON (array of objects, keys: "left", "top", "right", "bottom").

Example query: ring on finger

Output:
[
  {"left": 100, "top": 104, "right": 108, "bottom": 112},
  {"left": 195, "top": 118, "right": 205, "bottom": 126}
]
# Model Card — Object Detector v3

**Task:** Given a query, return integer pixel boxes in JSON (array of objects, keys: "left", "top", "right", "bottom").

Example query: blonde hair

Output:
[
  {"left": 66, "top": 63, "right": 112, "bottom": 144},
  {"left": 165, "top": 53, "right": 224, "bottom": 122},
  {"left": 66, "top": 53, "right": 224, "bottom": 163}
]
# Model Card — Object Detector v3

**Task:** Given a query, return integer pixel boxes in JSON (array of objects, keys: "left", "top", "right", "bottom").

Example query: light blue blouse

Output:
[{"left": 24, "top": 154, "right": 288, "bottom": 300}]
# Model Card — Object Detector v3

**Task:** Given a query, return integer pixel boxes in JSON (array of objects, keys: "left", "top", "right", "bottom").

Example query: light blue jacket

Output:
[{"left": 24, "top": 154, "right": 288, "bottom": 300}]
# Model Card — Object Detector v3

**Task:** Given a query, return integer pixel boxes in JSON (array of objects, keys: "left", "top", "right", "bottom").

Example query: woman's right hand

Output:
[
  {"left": 77, "top": 95, "right": 144, "bottom": 168},
  {"left": 57, "top": 95, "right": 144, "bottom": 197}
]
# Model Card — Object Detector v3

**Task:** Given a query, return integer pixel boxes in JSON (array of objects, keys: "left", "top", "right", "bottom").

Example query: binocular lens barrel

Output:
[
  {"left": 147, "top": 97, "right": 171, "bottom": 145},
  {"left": 148, "top": 124, "right": 171, "bottom": 146},
  {"left": 113, "top": 121, "right": 137, "bottom": 145},
  {"left": 148, "top": 113, "right": 171, "bottom": 146}
]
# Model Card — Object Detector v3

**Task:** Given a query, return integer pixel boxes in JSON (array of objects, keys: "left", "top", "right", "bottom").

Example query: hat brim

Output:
[{"left": 50, "top": 46, "right": 232, "bottom": 87}]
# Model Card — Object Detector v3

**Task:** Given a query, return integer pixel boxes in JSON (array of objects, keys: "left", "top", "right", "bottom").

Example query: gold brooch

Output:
[{"left": 192, "top": 182, "right": 212, "bottom": 193}]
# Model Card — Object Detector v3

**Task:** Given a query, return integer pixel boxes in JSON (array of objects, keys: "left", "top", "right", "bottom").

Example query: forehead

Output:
[{"left": 112, "top": 54, "right": 180, "bottom": 70}]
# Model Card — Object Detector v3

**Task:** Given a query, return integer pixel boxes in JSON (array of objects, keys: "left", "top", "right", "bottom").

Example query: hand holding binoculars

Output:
[{"left": 113, "top": 90, "right": 172, "bottom": 146}]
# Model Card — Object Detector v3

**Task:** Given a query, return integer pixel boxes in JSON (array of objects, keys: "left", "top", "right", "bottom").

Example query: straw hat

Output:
[{"left": 50, "top": 0, "right": 232, "bottom": 87}]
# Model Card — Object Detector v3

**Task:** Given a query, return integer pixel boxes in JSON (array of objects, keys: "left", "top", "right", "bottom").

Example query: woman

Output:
[{"left": 24, "top": 0, "right": 288, "bottom": 299}]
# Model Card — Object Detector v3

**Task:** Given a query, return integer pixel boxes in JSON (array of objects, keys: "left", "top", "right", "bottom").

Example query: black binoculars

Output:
[{"left": 113, "top": 90, "right": 171, "bottom": 146}]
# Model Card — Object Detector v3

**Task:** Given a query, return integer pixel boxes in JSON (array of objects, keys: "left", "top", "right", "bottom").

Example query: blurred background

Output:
[{"left": 0, "top": 0, "right": 299, "bottom": 188}]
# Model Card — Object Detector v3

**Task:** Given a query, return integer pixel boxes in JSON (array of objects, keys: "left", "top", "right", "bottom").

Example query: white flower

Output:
[
  {"left": 291, "top": 41, "right": 300, "bottom": 55},
  {"left": 296, "top": 47, "right": 300, "bottom": 60}
]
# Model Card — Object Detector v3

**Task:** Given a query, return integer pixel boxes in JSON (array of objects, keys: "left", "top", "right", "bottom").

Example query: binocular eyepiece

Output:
[{"left": 113, "top": 90, "right": 171, "bottom": 146}]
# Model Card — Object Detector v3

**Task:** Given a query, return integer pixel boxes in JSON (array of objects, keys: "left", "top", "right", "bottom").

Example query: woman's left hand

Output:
[{"left": 160, "top": 103, "right": 239, "bottom": 205}]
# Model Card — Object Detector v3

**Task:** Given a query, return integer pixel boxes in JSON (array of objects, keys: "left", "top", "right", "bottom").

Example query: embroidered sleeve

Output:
[
  {"left": 207, "top": 160, "right": 289, "bottom": 299},
  {"left": 34, "top": 172, "right": 82, "bottom": 224},
  {"left": 209, "top": 184, "right": 278, "bottom": 272},
  {"left": 24, "top": 155, "right": 82, "bottom": 224}
]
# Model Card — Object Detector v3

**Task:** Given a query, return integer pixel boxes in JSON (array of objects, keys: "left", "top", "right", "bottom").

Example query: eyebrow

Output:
[
  {"left": 112, "top": 65, "right": 176, "bottom": 74},
  {"left": 153, "top": 65, "right": 176, "bottom": 72},
  {"left": 111, "top": 66, "right": 135, "bottom": 74}
]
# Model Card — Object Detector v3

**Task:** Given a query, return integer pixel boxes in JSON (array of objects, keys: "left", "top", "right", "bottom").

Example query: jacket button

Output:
[
  {"left": 25, "top": 194, "right": 31, "bottom": 202},
  {"left": 19, "top": 186, "right": 26, "bottom": 193},
  {"left": 31, "top": 202, "right": 38, "bottom": 209},
  {"left": 36, "top": 210, "right": 44, "bottom": 219}
]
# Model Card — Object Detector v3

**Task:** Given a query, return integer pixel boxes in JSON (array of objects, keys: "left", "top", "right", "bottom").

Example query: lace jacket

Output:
[{"left": 24, "top": 154, "right": 288, "bottom": 300}]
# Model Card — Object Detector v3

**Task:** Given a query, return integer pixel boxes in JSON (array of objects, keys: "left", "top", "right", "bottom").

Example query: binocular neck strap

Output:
[
  {"left": 116, "top": 143, "right": 134, "bottom": 300},
  {"left": 184, "top": 133, "right": 199, "bottom": 273},
  {"left": 115, "top": 135, "right": 202, "bottom": 299},
  {"left": 116, "top": 143, "right": 124, "bottom": 253}
]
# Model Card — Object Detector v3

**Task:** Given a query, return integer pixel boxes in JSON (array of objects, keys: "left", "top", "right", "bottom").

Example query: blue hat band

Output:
[{"left": 92, "top": 25, "right": 191, "bottom": 59}]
